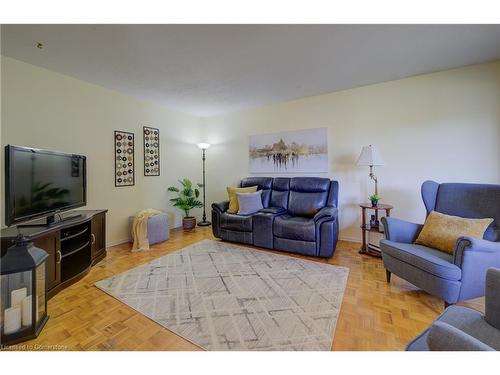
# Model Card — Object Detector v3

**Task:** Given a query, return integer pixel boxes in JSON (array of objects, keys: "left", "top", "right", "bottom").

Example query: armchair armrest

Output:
[
  {"left": 453, "top": 237, "right": 500, "bottom": 301},
  {"left": 381, "top": 217, "right": 423, "bottom": 243},
  {"left": 212, "top": 201, "right": 229, "bottom": 213},
  {"left": 427, "top": 321, "right": 494, "bottom": 351},
  {"left": 314, "top": 207, "right": 338, "bottom": 223},
  {"left": 454, "top": 236, "right": 500, "bottom": 266},
  {"left": 485, "top": 268, "right": 500, "bottom": 330}
]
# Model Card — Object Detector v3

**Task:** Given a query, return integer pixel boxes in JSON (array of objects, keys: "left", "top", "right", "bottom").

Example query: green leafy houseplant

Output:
[
  {"left": 369, "top": 194, "right": 381, "bottom": 207},
  {"left": 168, "top": 178, "right": 203, "bottom": 230}
]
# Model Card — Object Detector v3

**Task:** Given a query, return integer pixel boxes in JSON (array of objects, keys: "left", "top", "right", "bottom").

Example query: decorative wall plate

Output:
[
  {"left": 143, "top": 126, "right": 160, "bottom": 176},
  {"left": 114, "top": 130, "right": 135, "bottom": 186}
]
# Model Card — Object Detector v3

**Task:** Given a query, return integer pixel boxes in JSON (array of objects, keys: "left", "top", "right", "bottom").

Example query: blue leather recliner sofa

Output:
[
  {"left": 212, "top": 177, "right": 339, "bottom": 258},
  {"left": 380, "top": 180, "right": 500, "bottom": 306}
]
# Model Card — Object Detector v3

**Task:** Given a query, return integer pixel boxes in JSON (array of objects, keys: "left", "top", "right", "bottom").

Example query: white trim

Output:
[
  {"left": 339, "top": 235, "right": 362, "bottom": 244},
  {"left": 106, "top": 223, "right": 182, "bottom": 248},
  {"left": 106, "top": 238, "right": 130, "bottom": 248},
  {"left": 107, "top": 231, "right": 361, "bottom": 248}
]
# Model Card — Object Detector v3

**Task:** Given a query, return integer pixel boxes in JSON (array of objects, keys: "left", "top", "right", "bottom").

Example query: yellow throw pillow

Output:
[
  {"left": 415, "top": 211, "right": 493, "bottom": 254},
  {"left": 227, "top": 186, "right": 258, "bottom": 213}
]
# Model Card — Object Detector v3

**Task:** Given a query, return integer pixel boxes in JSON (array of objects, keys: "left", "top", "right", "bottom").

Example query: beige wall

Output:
[
  {"left": 201, "top": 61, "right": 500, "bottom": 242},
  {"left": 1, "top": 57, "right": 203, "bottom": 245},
  {"left": 2, "top": 57, "right": 499, "bottom": 245}
]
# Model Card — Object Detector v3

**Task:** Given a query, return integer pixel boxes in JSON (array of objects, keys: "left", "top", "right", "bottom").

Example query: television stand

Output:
[{"left": 1, "top": 209, "right": 107, "bottom": 299}]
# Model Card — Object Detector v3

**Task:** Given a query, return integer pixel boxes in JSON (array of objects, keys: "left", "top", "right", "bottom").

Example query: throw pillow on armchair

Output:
[{"left": 415, "top": 210, "right": 493, "bottom": 254}]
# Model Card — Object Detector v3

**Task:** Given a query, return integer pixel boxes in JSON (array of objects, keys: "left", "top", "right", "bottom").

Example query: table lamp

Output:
[{"left": 356, "top": 145, "right": 385, "bottom": 196}]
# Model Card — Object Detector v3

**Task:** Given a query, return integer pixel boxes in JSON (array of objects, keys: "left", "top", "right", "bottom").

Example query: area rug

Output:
[{"left": 95, "top": 239, "right": 349, "bottom": 351}]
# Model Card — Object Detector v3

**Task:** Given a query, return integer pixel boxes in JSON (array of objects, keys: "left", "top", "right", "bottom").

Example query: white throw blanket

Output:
[{"left": 131, "top": 208, "right": 164, "bottom": 252}]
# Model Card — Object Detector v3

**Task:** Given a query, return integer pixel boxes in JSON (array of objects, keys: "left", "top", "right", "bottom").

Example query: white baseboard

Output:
[
  {"left": 106, "top": 222, "right": 183, "bottom": 248},
  {"left": 106, "top": 238, "right": 130, "bottom": 247},
  {"left": 107, "top": 230, "right": 361, "bottom": 248},
  {"left": 338, "top": 235, "right": 362, "bottom": 244}
]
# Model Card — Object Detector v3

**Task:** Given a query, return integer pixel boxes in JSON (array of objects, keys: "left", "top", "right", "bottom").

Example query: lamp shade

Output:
[
  {"left": 356, "top": 145, "right": 385, "bottom": 166},
  {"left": 197, "top": 143, "right": 211, "bottom": 150}
]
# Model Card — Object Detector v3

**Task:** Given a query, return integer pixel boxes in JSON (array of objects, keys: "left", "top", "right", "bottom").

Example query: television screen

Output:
[{"left": 5, "top": 145, "right": 86, "bottom": 226}]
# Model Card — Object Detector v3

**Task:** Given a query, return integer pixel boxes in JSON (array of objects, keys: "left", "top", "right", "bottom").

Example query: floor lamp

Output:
[{"left": 197, "top": 143, "right": 211, "bottom": 227}]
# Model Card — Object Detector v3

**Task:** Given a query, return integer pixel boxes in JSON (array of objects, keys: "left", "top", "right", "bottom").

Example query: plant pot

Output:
[
  {"left": 183, "top": 216, "right": 197, "bottom": 230},
  {"left": 371, "top": 200, "right": 379, "bottom": 207}
]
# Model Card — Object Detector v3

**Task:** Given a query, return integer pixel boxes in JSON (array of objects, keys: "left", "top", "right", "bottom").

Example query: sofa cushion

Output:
[
  {"left": 274, "top": 214, "right": 316, "bottom": 242},
  {"left": 380, "top": 240, "right": 461, "bottom": 280},
  {"left": 240, "top": 177, "right": 273, "bottom": 208},
  {"left": 237, "top": 191, "right": 264, "bottom": 215},
  {"left": 220, "top": 212, "right": 253, "bottom": 232},
  {"left": 227, "top": 185, "right": 257, "bottom": 213},
  {"left": 415, "top": 211, "right": 493, "bottom": 254},
  {"left": 288, "top": 177, "right": 330, "bottom": 217},
  {"left": 270, "top": 177, "right": 290, "bottom": 209}
]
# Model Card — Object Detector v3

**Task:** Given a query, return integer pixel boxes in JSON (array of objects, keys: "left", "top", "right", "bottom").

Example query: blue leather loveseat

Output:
[{"left": 211, "top": 177, "right": 339, "bottom": 258}]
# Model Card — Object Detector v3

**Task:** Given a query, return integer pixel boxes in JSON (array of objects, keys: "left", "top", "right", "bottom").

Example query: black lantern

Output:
[{"left": 1, "top": 235, "right": 49, "bottom": 345}]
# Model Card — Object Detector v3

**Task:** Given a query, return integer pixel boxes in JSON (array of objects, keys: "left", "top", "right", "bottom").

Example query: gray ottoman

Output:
[{"left": 129, "top": 213, "right": 170, "bottom": 245}]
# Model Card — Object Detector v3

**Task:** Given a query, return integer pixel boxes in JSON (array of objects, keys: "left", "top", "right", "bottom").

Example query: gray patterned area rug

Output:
[{"left": 95, "top": 239, "right": 349, "bottom": 351}]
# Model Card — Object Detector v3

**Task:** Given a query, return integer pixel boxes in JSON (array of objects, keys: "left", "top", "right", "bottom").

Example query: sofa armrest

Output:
[
  {"left": 259, "top": 207, "right": 286, "bottom": 215},
  {"left": 313, "top": 207, "right": 338, "bottom": 223},
  {"left": 454, "top": 236, "right": 500, "bottom": 266},
  {"left": 212, "top": 201, "right": 229, "bottom": 213},
  {"left": 427, "top": 321, "right": 495, "bottom": 351},
  {"left": 381, "top": 217, "right": 423, "bottom": 243}
]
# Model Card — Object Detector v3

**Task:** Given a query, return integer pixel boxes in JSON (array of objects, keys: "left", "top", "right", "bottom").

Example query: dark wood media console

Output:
[{"left": 1, "top": 210, "right": 107, "bottom": 299}]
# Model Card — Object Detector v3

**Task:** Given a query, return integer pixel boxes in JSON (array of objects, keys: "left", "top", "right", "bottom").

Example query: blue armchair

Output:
[
  {"left": 407, "top": 268, "right": 500, "bottom": 351},
  {"left": 380, "top": 180, "right": 500, "bottom": 306}
]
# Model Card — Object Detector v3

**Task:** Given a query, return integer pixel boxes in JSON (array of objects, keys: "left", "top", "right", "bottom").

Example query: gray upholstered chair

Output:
[
  {"left": 380, "top": 181, "right": 500, "bottom": 306},
  {"left": 407, "top": 268, "right": 500, "bottom": 351}
]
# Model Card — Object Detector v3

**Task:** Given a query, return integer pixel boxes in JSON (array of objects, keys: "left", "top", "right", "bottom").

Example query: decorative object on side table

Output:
[
  {"left": 168, "top": 178, "right": 203, "bottom": 230},
  {"left": 143, "top": 126, "right": 160, "bottom": 176},
  {"left": 197, "top": 143, "right": 211, "bottom": 227},
  {"left": 114, "top": 130, "right": 135, "bottom": 186},
  {"left": 1, "top": 235, "right": 49, "bottom": 345},
  {"left": 359, "top": 203, "right": 393, "bottom": 257},
  {"left": 369, "top": 194, "right": 381, "bottom": 207},
  {"left": 357, "top": 144, "right": 385, "bottom": 196}
]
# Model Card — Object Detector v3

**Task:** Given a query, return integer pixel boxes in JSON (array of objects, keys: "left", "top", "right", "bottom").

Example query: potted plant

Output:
[
  {"left": 168, "top": 178, "right": 203, "bottom": 230},
  {"left": 369, "top": 194, "right": 381, "bottom": 207}
]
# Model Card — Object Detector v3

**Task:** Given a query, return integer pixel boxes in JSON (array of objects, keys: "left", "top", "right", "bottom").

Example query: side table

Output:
[{"left": 359, "top": 203, "right": 393, "bottom": 257}]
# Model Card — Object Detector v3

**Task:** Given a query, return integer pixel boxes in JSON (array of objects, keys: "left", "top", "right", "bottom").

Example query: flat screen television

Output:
[{"left": 5, "top": 145, "right": 87, "bottom": 226}]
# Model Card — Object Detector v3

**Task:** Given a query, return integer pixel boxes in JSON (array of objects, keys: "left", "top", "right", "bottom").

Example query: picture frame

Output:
[
  {"left": 143, "top": 126, "right": 160, "bottom": 176},
  {"left": 114, "top": 130, "right": 135, "bottom": 187}
]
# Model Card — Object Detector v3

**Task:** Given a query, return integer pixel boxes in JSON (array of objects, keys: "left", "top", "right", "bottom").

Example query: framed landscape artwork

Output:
[{"left": 249, "top": 128, "right": 328, "bottom": 173}]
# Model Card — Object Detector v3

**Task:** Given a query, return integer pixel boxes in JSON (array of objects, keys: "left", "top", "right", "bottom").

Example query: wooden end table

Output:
[{"left": 359, "top": 203, "right": 393, "bottom": 257}]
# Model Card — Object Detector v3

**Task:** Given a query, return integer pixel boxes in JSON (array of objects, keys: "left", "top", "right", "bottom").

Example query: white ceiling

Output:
[{"left": 2, "top": 24, "right": 500, "bottom": 117}]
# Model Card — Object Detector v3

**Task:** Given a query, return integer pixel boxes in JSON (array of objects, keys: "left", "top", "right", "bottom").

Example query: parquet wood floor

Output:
[{"left": 6, "top": 227, "right": 484, "bottom": 351}]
